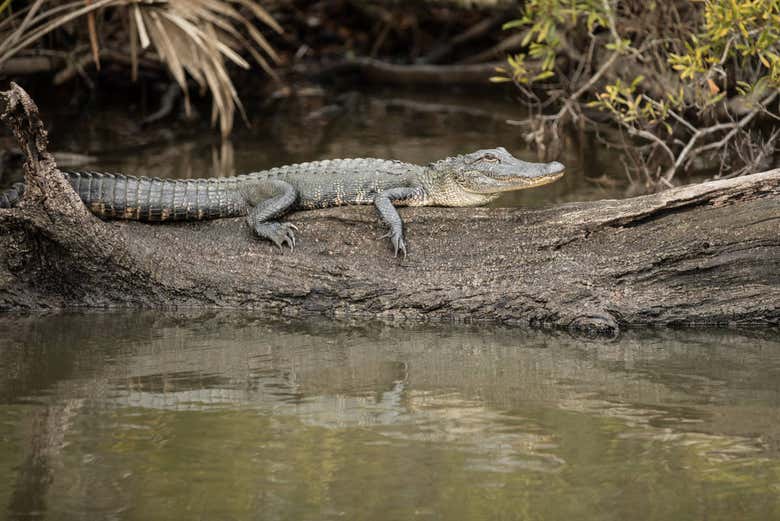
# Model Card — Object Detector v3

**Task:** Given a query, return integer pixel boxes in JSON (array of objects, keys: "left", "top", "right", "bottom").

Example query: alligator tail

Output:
[
  {"left": 0, "top": 182, "right": 25, "bottom": 208},
  {"left": 65, "top": 171, "right": 246, "bottom": 221},
  {"left": 1, "top": 172, "right": 247, "bottom": 221}
]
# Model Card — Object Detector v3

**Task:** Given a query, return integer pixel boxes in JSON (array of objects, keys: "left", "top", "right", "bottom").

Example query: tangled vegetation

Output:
[{"left": 495, "top": 0, "right": 780, "bottom": 186}]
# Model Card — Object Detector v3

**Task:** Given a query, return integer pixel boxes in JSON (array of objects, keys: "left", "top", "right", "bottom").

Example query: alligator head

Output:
[{"left": 425, "top": 147, "right": 565, "bottom": 206}]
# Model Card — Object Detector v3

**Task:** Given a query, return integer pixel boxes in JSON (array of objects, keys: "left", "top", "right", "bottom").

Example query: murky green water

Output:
[{"left": 1, "top": 312, "right": 779, "bottom": 520}]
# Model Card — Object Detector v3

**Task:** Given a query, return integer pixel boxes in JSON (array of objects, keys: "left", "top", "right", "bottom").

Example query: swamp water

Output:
[
  {"left": 0, "top": 313, "right": 779, "bottom": 520},
  {"left": 1, "top": 91, "right": 778, "bottom": 519}
]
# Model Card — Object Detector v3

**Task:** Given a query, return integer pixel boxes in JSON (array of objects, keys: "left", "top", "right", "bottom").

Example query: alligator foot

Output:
[
  {"left": 254, "top": 222, "right": 298, "bottom": 251},
  {"left": 381, "top": 230, "right": 407, "bottom": 258}
]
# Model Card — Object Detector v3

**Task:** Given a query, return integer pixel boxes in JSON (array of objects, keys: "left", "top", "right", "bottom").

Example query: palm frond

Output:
[{"left": 0, "top": 0, "right": 282, "bottom": 136}]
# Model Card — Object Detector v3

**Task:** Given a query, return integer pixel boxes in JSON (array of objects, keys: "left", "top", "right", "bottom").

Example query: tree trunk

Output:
[{"left": 1, "top": 84, "right": 778, "bottom": 334}]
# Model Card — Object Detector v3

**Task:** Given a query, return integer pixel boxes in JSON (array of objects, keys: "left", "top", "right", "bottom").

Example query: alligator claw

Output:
[
  {"left": 254, "top": 222, "right": 298, "bottom": 251},
  {"left": 381, "top": 230, "right": 407, "bottom": 258}
]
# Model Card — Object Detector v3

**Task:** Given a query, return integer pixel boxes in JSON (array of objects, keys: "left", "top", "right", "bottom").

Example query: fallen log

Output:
[
  {"left": 1, "top": 84, "right": 778, "bottom": 332},
  {"left": 303, "top": 58, "right": 502, "bottom": 85}
]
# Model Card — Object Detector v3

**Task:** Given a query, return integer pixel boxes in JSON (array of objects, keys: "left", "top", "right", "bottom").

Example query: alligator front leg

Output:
[
  {"left": 242, "top": 179, "right": 298, "bottom": 250},
  {"left": 374, "top": 187, "right": 426, "bottom": 257}
]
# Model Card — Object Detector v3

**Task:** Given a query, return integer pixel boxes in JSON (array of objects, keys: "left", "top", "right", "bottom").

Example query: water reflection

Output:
[{"left": 0, "top": 313, "right": 779, "bottom": 520}]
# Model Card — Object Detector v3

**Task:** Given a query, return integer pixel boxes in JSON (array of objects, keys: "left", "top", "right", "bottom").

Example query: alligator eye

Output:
[{"left": 481, "top": 154, "right": 500, "bottom": 163}]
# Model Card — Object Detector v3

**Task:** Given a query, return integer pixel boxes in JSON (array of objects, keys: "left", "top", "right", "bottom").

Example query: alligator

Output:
[{"left": 0, "top": 147, "right": 564, "bottom": 256}]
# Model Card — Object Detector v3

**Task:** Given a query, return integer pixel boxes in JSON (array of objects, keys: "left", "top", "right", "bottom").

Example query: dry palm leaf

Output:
[
  {"left": 0, "top": 0, "right": 283, "bottom": 136},
  {"left": 85, "top": 0, "right": 100, "bottom": 70}
]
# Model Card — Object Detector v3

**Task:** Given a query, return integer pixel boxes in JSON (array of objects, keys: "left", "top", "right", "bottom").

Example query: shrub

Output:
[{"left": 494, "top": 0, "right": 780, "bottom": 187}]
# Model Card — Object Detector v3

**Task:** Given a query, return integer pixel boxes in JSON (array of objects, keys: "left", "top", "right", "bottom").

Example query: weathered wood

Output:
[{"left": 1, "top": 84, "right": 778, "bottom": 332}]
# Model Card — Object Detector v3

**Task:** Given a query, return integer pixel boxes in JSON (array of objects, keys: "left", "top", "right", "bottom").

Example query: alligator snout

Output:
[{"left": 547, "top": 161, "right": 565, "bottom": 175}]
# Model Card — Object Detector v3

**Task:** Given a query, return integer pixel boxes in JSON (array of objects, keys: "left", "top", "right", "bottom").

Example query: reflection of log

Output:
[{"left": 1, "top": 84, "right": 778, "bottom": 331}]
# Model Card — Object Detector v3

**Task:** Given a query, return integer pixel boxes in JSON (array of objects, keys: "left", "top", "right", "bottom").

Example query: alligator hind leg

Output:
[{"left": 242, "top": 179, "right": 299, "bottom": 250}]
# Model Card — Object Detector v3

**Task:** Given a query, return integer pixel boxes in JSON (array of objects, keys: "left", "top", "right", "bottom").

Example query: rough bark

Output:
[{"left": 0, "top": 84, "right": 778, "bottom": 333}]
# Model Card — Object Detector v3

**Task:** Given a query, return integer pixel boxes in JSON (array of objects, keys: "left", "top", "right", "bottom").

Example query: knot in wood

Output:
[{"left": 568, "top": 312, "right": 620, "bottom": 341}]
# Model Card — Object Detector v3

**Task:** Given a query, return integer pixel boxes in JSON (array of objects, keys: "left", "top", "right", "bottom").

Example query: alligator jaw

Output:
[
  {"left": 467, "top": 161, "right": 566, "bottom": 194},
  {"left": 521, "top": 162, "right": 566, "bottom": 188},
  {"left": 514, "top": 161, "right": 565, "bottom": 189}
]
